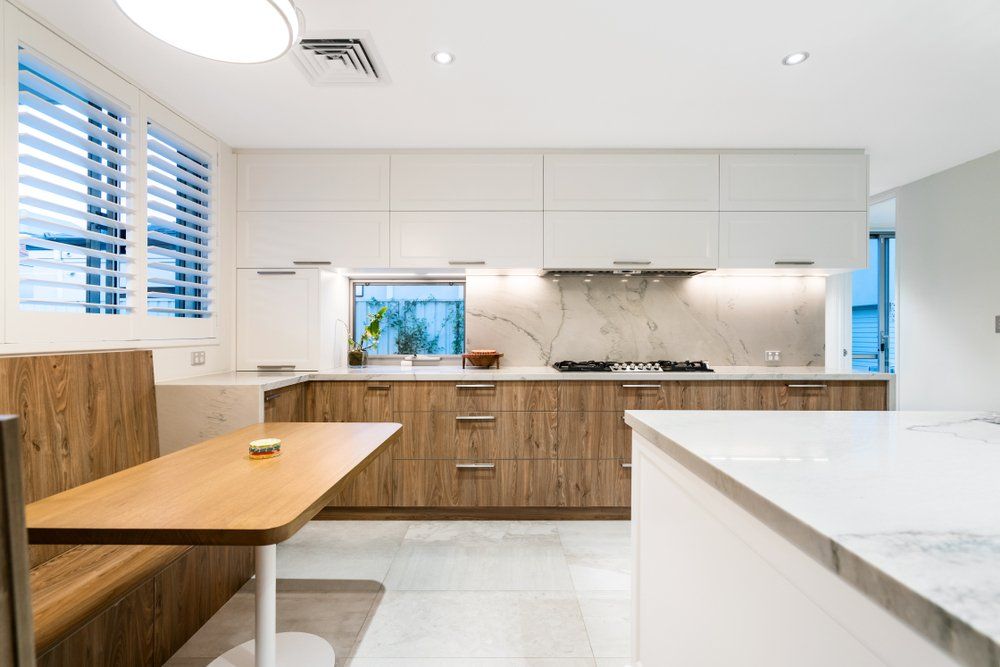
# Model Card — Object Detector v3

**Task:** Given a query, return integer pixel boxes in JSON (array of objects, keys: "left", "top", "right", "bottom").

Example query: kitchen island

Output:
[{"left": 625, "top": 410, "right": 999, "bottom": 667}]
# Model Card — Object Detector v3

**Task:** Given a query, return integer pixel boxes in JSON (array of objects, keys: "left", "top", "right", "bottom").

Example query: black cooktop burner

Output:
[{"left": 552, "top": 360, "right": 713, "bottom": 373}]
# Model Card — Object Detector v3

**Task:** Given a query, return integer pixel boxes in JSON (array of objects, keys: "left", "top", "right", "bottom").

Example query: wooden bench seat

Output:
[{"left": 30, "top": 544, "right": 191, "bottom": 654}]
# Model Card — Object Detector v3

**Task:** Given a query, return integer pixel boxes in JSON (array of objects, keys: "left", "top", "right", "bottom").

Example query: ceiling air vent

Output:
[{"left": 291, "top": 34, "right": 388, "bottom": 85}]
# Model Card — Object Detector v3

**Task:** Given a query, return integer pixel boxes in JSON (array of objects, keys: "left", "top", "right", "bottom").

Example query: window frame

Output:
[
  {"left": 348, "top": 278, "right": 467, "bottom": 359},
  {"left": 852, "top": 231, "right": 895, "bottom": 373}
]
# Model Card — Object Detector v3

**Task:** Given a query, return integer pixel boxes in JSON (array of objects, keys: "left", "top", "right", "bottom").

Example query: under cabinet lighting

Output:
[
  {"left": 781, "top": 51, "right": 810, "bottom": 66},
  {"left": 432, "top": 51, "right": 455, "bottom": 65},
  {"left": 114, "top": 0, "right": 300, "bottom": 63}
]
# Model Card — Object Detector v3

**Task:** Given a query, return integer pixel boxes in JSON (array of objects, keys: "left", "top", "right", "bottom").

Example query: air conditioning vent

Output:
[{"left": 291, "top": 34, "right": 388, "bottom": 85}]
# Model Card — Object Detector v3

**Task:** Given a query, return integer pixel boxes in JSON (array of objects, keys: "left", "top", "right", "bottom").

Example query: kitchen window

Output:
[
  {"left": 351, "top": 281, "right": 466, "bottom": 356},
  {"left": 852, "top": 230, "right": 896, "bottom": 372}
]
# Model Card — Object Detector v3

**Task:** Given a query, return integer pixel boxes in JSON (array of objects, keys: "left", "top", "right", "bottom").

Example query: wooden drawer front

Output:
[
  {"left": 616, "top": 382, "right": 671, "bottom": 410},
  {"left": 557, "top": 412, "right": 630, "bottom": 459},
  {"left": 558, "top": 382, "right": 617, "bottom": 411},
  {"left": 504, "top": 411, "right": 559, "bottom": 459},
  {"left": 393, "top": 460, "right": 502, "bottom": 507},
  {"left": 393, "top": 382, "right": 558, "bottom": 412},
  {"left": 263, "top": 384, "right": 306, "bottom": 422},
  {"left": 326, "top": 447, "right": 394, "bottom": 507},
  {"left": 308, "top": 382, "right": 393, "bottom": 421},
  {"left": 395, "top": 411, "right": 557, "bottom": 459},
  {"left": 558, "top": 460, "right": 630, "bottom": 507},
  {"left": 776, "top": 381, "right": 887, "bottom": 411}
]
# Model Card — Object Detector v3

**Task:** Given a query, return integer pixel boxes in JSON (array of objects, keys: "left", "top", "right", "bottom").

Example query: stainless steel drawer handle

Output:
[
  {"left": 456, "top": 415, "right": 496, "bottom": 421},
  {"left": 448, "top": 260, "right": 487, "bottom": 265},
  {"left": 257, "top": 364, "right": 295, "bottom": 370},
  {"left": 622, "top": 384, "right": 661, "bottom": 389},
  {"left": 256, "top": 270, "right": 296, "bottom": 275},
  {"left": 612, "top": 260, "right": 652, "bottom": 265},
  {"left": 366, "top": 385, "right": 391, "bottom": 390},
  {"left": 786, "top": 384, "right": 828, "bottom": 389},
  {"left": 621, "top": 463, "right": 632, "bottom": 469},
  {"left": 774, "top": 260, "right": 815, "bottom": 266},
  {"left": 456, "top": 384, "right": 496, "bottom": 389},
  {"left": 455, "top": 462, "right": 496, "bottom": 470},
  {"left": 292, "top": 260, "right": 332, "bottom": 265}
]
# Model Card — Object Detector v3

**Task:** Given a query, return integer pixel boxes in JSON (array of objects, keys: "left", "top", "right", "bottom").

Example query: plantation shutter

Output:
[
  {"left": 145, "top": 123, "right": 213, "bottom": 318},
  {"left": 17, "top": 47, "right": 133, "bottom": 313}
]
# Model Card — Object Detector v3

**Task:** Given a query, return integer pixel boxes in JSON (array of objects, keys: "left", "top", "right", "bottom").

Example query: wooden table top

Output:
[{"left": 25, "top": 422, "right": 401, "bottom": 546}]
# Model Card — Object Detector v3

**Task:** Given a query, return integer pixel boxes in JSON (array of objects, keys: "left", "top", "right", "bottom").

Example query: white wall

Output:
[{"left": 896, "top": 150, "right": 1000, "bottom": 410}]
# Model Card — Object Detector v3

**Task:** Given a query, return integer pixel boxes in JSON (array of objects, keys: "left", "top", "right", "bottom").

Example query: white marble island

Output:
[{"left": 625, "top": 410, "right": 1000, "bottom": 667}]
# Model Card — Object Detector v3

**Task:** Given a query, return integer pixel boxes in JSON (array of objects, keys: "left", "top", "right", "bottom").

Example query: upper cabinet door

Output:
[
  {"left": 237, "top": 153, "right": 390, "bottom": 211},
  {"left": 237, "top": 211, "right": 390, "bottom": 268},
  {"left": 543, "top": 212, "right": 719, "bottom": 270},
  {"left": 236, "top": 269, "right": 320, "bottom": 371},
  {"left": 390, "top": 212, "right": 543, "bottom": 268},
  {"left": 719, "top": 212, "right": 868, "bottom": 270},
  {"left": 720, "top": 153, "right": 868, "bottom": 211},
  {"left": 390, "top": 154, "right": 543, "bottom": 210},
  {"left": 544, "top": 154, "right": 719, "bottom": 211}
]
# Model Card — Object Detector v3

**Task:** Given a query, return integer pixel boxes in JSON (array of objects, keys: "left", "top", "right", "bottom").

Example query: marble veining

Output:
[
  {"left": 465, "top": 274, "right": 825, "bottom": 366},
  {"left": 624, "top": 410, "right": 1000, "bottom": 667}
]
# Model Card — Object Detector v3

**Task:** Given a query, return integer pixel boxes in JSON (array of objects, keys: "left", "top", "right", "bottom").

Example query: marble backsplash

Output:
[{"left": 465, "top": 274, "right": 825, "bottom": 366}]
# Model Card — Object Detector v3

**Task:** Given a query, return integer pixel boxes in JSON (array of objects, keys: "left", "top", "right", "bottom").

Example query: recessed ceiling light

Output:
[
  {"left": 782, "top": 51, "right": 810, "bottom": 66},
  {"left": 114, "top": 0, "right": 300, "bottom": 64},
  {"left": 432, "top": 51, "right": 454, "bottom": 65}
]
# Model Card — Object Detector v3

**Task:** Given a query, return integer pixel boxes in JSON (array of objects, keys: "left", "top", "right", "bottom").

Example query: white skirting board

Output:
[{"left": 630, "top": 432, "right": 959, "bottom": 667}]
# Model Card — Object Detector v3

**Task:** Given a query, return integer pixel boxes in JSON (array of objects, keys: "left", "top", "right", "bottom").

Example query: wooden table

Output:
[{"left": 26, "top": 421, "right": 401, "bottom": 667}]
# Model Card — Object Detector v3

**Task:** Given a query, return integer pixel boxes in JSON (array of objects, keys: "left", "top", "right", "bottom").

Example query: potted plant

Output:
[{"left": 347, "top": 306, "right": 387, "bottom": 368}]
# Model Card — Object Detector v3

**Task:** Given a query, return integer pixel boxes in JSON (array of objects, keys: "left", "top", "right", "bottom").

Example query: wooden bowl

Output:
[{"left": 462, "top": 352, "right": 503, "bottom": 368}]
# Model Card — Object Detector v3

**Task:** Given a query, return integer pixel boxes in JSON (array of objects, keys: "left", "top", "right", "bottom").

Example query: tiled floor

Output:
[{"left": 165, "top": 520, "right": 631, "bottom": 667}]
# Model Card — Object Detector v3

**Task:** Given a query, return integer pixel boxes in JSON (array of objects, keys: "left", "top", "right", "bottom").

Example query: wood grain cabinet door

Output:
[
  {"left": 393, "top": 460, "right": 501, "bottom": 507},
  {"left": 616, "top": 382, "right": 671, "bottom": 410},
  {"left": 555, "top": 460, "right": 630, "bottom": 507},
  {"left": 558, "top": 412, "right": 624, "bottom": 459},
  {"left": 308, "top": 382, "right": 393, "bottom": 421},
  {"left": 263, "top": 385, "right": 306, "bottom": 422},
  {"left": 558, "top": 382, "right": 617, "bottom": 412},
  {"left": 500, "top": 412, "right": 558, "bottom": 459},
  {"left": 779, "top": 381, "right": 888, "bottom": 411}
]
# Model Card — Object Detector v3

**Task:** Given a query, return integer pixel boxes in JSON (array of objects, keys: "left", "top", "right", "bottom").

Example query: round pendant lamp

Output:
[{"left": 114, "top": 0, "right": 300, "bottom": 64}]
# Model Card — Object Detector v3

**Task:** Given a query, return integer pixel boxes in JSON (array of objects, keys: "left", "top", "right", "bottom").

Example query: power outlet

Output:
[
  {"left": 765, "top": 350, "right": 781, "bottom": 363},
  {"left": 191, "top": 351, "right": 206, "bottom": 366}
]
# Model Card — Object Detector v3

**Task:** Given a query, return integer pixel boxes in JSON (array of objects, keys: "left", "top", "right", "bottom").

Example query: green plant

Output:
[{"left": 348, "top": 305, "right": 387, "bottom": 352}]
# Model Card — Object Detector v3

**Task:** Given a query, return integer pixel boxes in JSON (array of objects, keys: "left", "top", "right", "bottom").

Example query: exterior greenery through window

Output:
[{"left": 352, "top": 281, "right": 465, "bottom": 355}]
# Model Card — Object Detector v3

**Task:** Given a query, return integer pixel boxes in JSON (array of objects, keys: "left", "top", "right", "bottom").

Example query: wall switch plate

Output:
[
  {"left": 191, "top": 351, "right": 206, "bottom": 366},
  {"left": 765, "top": 350, "right": 781, "bottom": 362}
]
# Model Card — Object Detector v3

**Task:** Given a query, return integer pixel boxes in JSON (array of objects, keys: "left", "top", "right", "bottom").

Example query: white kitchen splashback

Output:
[{"left": 466, "top": 275, "right": 824, "bottom": 366}]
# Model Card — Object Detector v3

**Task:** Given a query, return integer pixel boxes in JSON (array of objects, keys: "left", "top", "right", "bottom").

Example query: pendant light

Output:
[{"left": 114, "top": 0, "right": 301, "bottom": 64}]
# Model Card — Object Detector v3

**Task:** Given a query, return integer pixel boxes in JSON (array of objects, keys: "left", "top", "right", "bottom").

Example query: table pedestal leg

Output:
[{"left": 208, "top": 544, "right": 335, "bottom": 667}]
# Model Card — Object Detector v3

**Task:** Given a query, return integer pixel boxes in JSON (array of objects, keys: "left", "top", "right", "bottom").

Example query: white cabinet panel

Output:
[
  {"left": 719, "top": 212, "right": 868, "bottom": 270},
  {"left": 543, "top": 212, "right": 719, "bottom": 270},
  {"left": 390, "top": 212, "right": 543, "bottom": 268},
  {"left": 544, "top": 153, "right": 719, "bottom": 210},
  {"left": 237, "top": 211, "right": 389, "bottom": 268},
  {"left": 720, "top": 153, "right": 868, "bottom": 211},
  {"left": 390, "top": 154, "right": 543, "bottom": 210},
  {"left": 237, "top": 153, "right": 389, "bottom": 211},
  {"left": 237, "top": 269, "right": 321, "bottom": 370}
]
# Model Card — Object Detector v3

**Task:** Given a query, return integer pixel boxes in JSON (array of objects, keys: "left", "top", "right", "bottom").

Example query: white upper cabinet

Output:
[
  {"left": 544, "top": 212, "right": 719, "bottom": 270},
  {"left": 720, "top": 153, "right": 868, "bottom": 211},
  {"left": 237, "top": 153, "right": 390, "bottom": 211},
  {"left": 390, "top": 212, "right": 543, "bottom": 268},
  {"left": 390, "top": 154, "right": 543, "bottom": 210},
  {"left": 544, "top": 154, "right": 719, "bottom": 211},
  {"left": 237, "top": 212, "right": 390, "bottom": 268},
  {"left": 719, "top": 212, "right": 868, "bottom": 270},
  {"left": 237, "top": 269, "right": 322, "bottom": 371}
]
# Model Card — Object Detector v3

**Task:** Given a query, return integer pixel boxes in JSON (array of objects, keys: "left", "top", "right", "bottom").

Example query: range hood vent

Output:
[
  {"left": 291, "top": 34, "right": 388, "bottom": 85},
  {"left": 541, "top": 269, "right": 709, "bottom": 277}
]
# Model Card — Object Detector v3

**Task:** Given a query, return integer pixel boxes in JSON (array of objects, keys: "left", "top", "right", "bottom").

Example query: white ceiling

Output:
[{"left": 16, "top": 0, "right": 1000, "bottom": 192}]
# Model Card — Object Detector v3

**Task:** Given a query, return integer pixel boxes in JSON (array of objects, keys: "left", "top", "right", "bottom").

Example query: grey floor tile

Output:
[
  {"left": 338, "top": 660, "right": 597, "bottom": 666},
  {"left": 556, "top": 522, "right": 631, "bottom": 554},
  {"left": 566, "top": 555, "right": 631, "bottom": 592},
  {"left": 384, "top": 544, "right": 574, "bottom": 591},
  {"left": 577, "top": 591, "right": 631, "bottom": 659},
  {"left": 352, "top": 590, "right": 592, "bottom": 659},
  {"left": 403, "top": 520, "right": 561, "bottom": 546},
  {"left": 277, "top": 543, "right": 400, "bottom": 581},
  {"left": 281, "top": 520, "right": 412, "bottom": 548},
  {"left": 593, "top": 660, "right": 633, "bottom": 667}
]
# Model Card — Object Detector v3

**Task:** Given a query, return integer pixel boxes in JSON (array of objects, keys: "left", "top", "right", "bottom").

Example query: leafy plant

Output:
[{"left": 348, "top": 305, "right": 387, "bottom": 352}]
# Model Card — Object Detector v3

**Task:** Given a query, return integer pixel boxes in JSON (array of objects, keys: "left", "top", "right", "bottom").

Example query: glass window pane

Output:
[
  {"left": 887, "top": 237, "right": 896, "bottom": 373},
  {"left": 352, "top": 282, "right": 465, "bottom": 355},
  {"left": 851, "top": 238, "right": 880, "bottom": 372}
]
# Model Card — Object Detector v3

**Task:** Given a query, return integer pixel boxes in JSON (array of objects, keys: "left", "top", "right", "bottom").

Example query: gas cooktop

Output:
[{"left": 552, "top": 360, "right": 713, "bottom": 373}]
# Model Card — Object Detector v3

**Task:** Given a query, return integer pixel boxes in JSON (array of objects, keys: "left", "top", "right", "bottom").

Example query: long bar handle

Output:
[
  {"left": 612, "top": 260, "right": 652, "bottom": 265},
  {"left": 448, "top": 260, "right": 487, "bottom": 265},
  {"left": 774, "top": 260, "right": 815, "bottom": 266},
  {"left": 256, "top": 270, "right": 296, "bottom": 275},
  {"left": 456, "top": 415, "right": 496, "bottom": 422},
  {"left": 257, "top": 364, "right": 296, "bottom": 370},
  {"left": 621, "top": 384, "right": 661, "bottom": 389},
  {"left": 292, "top": 260, "right": 332, "bottom": 265},
  {"left": 366, "top": 385, "right": 391, "bottom": 390},
  {"left": 786, "top": 384, "right": 828, "bottom": 389},
  {"left": 456, "top": 384, "right": 496, "bottom": 389},
  {"left": 455, "top": 462, "right": 496, "bottom": 469},
  {"left": 621, "top": 463, "right": 632, "bottom": 469}
]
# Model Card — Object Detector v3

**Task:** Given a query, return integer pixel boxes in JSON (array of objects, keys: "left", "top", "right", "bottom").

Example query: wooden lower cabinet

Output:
[
  {"left": 263, "top": 384, "right": 306, "bottom": 422},
  {"left": 396, "top": 411, "right": 559, "bottom": 459}
]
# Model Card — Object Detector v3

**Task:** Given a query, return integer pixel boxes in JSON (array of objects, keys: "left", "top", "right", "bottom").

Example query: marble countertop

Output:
[
  {"left": 159, "top": 365, "right": 892, "bottom": 391},
  {"left": 624, "top": 409, "right": 1000, "bottom": 667}
]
